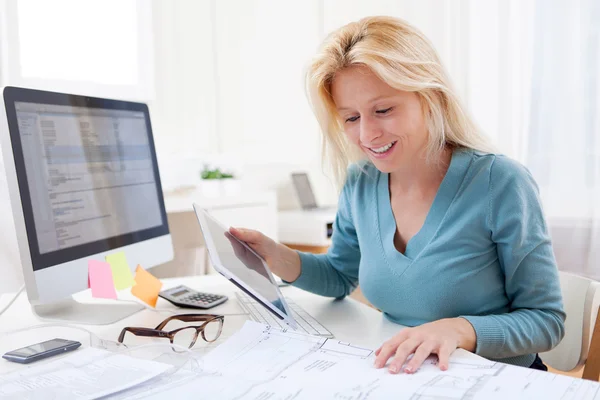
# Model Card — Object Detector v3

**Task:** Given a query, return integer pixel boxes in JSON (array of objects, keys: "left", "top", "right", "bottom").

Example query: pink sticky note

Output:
[{"left": 88, "top": 260, "right": 117, "bottom": 299}]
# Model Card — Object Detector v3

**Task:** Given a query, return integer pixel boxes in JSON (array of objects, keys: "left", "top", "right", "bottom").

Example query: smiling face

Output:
[{"left": 331, "top": 65, "right": 429, "bottom": 173}]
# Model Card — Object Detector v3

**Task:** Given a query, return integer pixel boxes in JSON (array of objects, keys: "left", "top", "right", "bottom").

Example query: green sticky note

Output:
[{"left": 105, "top": 252, "right": 135, "bottom": 290}]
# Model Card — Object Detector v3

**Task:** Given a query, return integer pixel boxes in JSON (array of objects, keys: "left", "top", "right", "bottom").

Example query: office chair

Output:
[{"left": 539, "top": 271, "right": 600, "bottom": 381}]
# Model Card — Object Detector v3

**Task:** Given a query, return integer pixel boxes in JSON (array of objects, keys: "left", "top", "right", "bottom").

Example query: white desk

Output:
[
  {"left": 278, "top": 209, "right": 337, "bottom": 246},
  {"left": 0, "top": 275, "right": 484, "bottom": 375}
]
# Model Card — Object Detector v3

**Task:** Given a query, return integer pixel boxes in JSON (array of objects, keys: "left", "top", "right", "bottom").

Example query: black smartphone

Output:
[{"left": 2, "top": 338, "right": 82, "bottom": 364}]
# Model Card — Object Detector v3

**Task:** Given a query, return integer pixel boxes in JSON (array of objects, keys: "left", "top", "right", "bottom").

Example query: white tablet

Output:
[{"left": 193, "top": 204, "right": 297, "bottom": 329}]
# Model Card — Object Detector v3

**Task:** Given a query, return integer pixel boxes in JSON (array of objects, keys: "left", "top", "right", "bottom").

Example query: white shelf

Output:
[{"left": 163, "top": 187, "right": 277, "bottom": 214}]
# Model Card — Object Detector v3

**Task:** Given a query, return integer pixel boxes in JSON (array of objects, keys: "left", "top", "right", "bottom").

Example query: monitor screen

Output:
[
  {"left": 291, "top": 173, "right": 317, "bottom": 209},
  {"left": 3, "top": 88, "right": 169, "bottom": 271}
]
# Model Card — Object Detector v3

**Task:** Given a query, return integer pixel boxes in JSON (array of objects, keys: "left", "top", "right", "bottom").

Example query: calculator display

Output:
[{"left": 171, "top": 289, "right": 189, "bottom": 297}]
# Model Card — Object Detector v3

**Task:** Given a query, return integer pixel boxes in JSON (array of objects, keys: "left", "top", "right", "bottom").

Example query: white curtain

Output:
[
  {"left": 528, "top": 0, "right": 600, "bottom": 279},
  {"left": 465, "top": 0, "right": 600, "bottom": 279}
]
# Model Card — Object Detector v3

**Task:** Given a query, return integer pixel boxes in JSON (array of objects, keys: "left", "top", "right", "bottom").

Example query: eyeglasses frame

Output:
[{"left": 117, "top": 314, "right": 225, "bottom": 349}]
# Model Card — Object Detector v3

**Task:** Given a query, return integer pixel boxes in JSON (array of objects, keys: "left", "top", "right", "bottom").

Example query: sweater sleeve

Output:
[
  {"left": 286, "top": 168, "right": 361, "bottom": 298},
  {"left": 461, "top": 156, "right": 566, "bottom": 360}
]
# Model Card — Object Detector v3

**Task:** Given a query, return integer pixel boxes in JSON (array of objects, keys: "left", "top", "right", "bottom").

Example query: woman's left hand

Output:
[{"left": 374, "top": 317, "right": 477, "bottom": 374}]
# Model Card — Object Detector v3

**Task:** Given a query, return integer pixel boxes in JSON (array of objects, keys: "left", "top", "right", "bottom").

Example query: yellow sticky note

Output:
[
  {"left": 131, "top": 265, "right": 163, "bottom": 307},
  {"left": 105, "top": 252, "right": 135, "bottom": 290}
]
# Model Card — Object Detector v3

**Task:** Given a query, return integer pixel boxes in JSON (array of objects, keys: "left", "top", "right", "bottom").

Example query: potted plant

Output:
[{"left": 199, "top": 165, "right": 241, "bottom": 197}]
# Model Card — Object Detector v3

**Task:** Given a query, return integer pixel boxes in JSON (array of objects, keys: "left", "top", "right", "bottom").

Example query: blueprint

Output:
[{"left": 138, "top": 321, "right": 600, "bottom": 399}]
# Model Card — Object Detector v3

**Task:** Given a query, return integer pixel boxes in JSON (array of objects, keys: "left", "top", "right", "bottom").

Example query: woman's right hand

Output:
[{"left": 228, "top": 227, "right": 302, "bottom": 283}]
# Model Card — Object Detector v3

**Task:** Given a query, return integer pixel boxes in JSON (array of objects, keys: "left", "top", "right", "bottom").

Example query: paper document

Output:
[
  {"left": 138, "top": 321, "right": 600, "bottom": 400},
  {"left": 0, "top": 347, "right": 171, "bottom": 400}
]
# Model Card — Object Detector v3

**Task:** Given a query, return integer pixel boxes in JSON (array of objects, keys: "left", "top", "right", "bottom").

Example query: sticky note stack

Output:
[{"left": 87, "top": 252, "right": 163, "bottom": 308}]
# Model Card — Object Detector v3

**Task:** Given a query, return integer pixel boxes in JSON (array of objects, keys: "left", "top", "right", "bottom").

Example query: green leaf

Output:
[{"left": 200, "top": 167, "right": 235, "bottom": 179}]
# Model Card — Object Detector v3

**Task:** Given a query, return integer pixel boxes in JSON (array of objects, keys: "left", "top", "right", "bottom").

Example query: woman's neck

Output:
[{"left": 389, "top": 147, "right": 453, "bottom": 195}]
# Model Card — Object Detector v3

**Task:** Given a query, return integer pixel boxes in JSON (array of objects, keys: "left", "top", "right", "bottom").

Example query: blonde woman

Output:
[{"left": 230, "top": 16, "right": 565, "bottom": 373}]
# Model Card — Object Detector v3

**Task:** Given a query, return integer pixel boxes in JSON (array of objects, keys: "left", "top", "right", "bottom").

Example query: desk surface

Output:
[{"left": 0, "top": 274, "right": 482, "bottom": 375}]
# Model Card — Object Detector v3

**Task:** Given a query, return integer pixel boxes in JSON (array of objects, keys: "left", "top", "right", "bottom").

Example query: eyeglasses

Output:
[{"left": 118, "top": 314, "right": 224, "bottom": 350}]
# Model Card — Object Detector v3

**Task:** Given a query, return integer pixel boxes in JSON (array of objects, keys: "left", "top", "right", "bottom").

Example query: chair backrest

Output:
[{"left": 540, "top": 271, "right": 600, "bottom": 371}]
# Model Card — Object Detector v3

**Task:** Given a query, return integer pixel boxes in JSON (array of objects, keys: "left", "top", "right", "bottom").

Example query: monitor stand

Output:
[{"left": 31, "top": 297, "right": 144, "bottom": 325}]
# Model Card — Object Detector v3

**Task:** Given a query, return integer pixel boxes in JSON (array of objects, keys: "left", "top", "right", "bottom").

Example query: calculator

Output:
[{"left": 159, "top": 285, "right": 228, "bottom": 309}]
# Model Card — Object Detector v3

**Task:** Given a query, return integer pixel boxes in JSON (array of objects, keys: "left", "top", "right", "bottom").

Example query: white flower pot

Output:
[
  {"left": 222, "top": 179, "right": 242, "bottom": 196},
  {"left": 199, "top": 180, "right": 221, "bottom": 198},
  {"left": 198, "top": 179, "right": 241, "bottom": 198}
]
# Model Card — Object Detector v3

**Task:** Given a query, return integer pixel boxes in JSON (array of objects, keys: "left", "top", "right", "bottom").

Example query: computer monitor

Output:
[
  {"left": 291, "top": 172, "right": 318, "bottom": 210},
  {"left": 0, "top": 87, "right": 173, "bottom": 324}
]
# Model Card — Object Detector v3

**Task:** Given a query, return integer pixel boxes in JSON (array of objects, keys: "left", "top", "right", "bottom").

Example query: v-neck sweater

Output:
[{"left": 291, "top": 149, "right": 565, "bottom": 367}]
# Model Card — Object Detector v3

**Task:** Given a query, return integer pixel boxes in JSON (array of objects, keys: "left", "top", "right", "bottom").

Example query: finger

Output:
[
  {"left": 388, "top": 338, "right": 421, "bottom": 374},
  {"left": 374, "top": 329, "right": 411, "bottom": 368},
  {"left": 229, "top": 227, "right": 249, "bottom": 239},
  {"left": 404, "top": 342, "right": 436, "bottom": 374},
  {"left": 437, "top": 342, "right": 455, "bottom": 371},
  {"left": 230, "top": 227, "right": 262, "bottom": 244},
  {"left": 373, "top": 339, "right": 402, "bottom": 369}
]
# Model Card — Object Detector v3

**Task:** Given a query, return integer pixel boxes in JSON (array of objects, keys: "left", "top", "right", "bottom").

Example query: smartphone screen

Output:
[{"left": 6, "top": 339, "right": 77, "bottom": 357}]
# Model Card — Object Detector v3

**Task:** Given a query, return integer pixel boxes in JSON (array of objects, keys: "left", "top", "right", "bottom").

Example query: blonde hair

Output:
[{"left": 306, "top": 16, "right": 494, "bottom": 186}]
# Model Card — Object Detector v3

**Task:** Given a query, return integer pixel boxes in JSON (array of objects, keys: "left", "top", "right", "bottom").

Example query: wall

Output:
[
  {"left": 149, "top": 0, "right": 475, "bottom": 209},
  {"left": 150, "top": 0, "right": 331, "bottom": 208},
  {"left": 0, "top": 0, "right": 559, "bottom": 290}
]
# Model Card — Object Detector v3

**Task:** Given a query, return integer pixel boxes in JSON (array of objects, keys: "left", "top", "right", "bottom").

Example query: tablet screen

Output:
[{"left": 202, "top": 213, "right": 288, "bottom": 316}]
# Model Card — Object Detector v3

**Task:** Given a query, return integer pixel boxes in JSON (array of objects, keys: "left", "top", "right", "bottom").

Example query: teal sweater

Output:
[{"left": 291, "top": 149, "right": 565, "bottom": 367}]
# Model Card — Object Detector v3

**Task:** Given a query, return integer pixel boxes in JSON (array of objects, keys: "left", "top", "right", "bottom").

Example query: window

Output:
[{"left": 1, "top": 0, "right": 153, "bottom": 100}]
